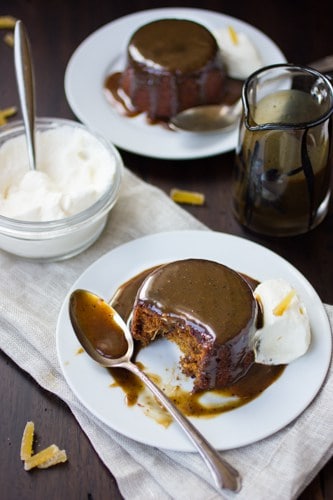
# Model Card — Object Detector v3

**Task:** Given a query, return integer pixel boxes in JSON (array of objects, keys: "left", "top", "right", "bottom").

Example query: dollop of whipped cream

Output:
[
  {"left": 0, "top": 125, "right": 116, "bottom": 221},
  {"left": 214, "top": 26, "right": 263, "bottom": 80},
  {"left": 252, "top": 279, "right": 311, "bottom": 365}
]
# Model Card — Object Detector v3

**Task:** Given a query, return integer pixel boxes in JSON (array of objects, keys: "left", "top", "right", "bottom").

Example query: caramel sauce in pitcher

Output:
[{"left": 233, "top": 89, "right": 333, "bottom": 236}]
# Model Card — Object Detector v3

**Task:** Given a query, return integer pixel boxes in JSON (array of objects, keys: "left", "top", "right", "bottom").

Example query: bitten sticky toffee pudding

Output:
[
  {"left": 109, "top": 258, "right": 285, "bottom": 417},
  {"left": 130, "top": 259, "right": 258, "bottom": 392}
]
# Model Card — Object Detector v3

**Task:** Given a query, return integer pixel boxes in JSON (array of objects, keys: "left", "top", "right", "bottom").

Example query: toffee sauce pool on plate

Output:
[{"left": 107, "top": 265, "right": 284, "bottom": 418}]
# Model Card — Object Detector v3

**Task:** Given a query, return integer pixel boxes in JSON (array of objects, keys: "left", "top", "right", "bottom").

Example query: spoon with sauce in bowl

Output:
[{"left": 69, "top": 289, "right": 241, "bottom": 493}]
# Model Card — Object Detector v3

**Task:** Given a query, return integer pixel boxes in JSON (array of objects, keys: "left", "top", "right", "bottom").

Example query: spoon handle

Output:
[
  {"left": 14, "top": 20, "right": 36, "bottom": 171},
  {"left": 122, "top": 360, "right": 241, "bottom": 492}
]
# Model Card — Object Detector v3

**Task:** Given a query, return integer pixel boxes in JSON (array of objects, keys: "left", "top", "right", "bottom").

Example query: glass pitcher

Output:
[{"left": 233, "top": 64, "right": 333, "bottom": 236}]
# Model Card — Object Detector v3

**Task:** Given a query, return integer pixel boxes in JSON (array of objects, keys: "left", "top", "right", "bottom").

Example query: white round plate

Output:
[
  {"left": 64, "top": 8, "right": 286, "bottom": 159},
  {"left": 56, "top": 230, "right": 331, "bottom": 451}
]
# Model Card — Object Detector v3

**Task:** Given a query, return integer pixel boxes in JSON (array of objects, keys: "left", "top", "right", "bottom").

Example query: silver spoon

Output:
[
  {"left": 14, "top": 20, "right": 37, "bottom": 171},
  {"left": 169, "top": 99, "right": 242, "bottom": 133},
  {"left": 69, "top": 289, "right": 241, "bottom": 493},
  {"left": 169, "top": 56, "right": 333, "bottom": 133}
]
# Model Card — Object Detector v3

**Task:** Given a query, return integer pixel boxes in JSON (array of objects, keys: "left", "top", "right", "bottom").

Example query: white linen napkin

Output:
[{"left": 1, "top": 168, "right": 332, "bottom": 500}]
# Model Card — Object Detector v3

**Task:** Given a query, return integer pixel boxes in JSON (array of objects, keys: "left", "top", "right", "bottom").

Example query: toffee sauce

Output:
[
  {"left": 70, "top": 290, "right": 128, "bottom": 359},
  {"left": 108, "top": 362, "right": 283, "bottom": 418},
  {"left": 107, "top": 265, "right": 284, "bottom": 419}
]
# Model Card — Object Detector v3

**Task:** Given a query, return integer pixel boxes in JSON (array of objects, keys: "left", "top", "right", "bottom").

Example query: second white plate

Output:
[
  {"left": 56, "top": 230, "right": 331, "bottom": 451},
  {"left": 65, "top": 8, "right": 286, "bottom": 159}
]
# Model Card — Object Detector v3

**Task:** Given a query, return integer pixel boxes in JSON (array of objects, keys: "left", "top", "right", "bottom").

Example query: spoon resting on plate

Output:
[
  {"left": 69, "top": 289, "right": 241, "bottom": 493},
  {"left": 169, "top": 99, "right": 242, "bottom": 133},
  {"left": 169, "top": 56, "right": 333, "bottom": 133},
  {"left": 14, "top": 20, "right": 37, "bottom": 171}
]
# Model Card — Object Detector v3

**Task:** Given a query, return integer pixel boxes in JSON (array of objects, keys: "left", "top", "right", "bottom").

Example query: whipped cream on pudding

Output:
[
  {"left": 0, "top": 125, "right": 116, "bottom": 221},
  {"left": 214, "top": 26, "right": 262, "bottom": 80},
  {"left": 253, "top": 279, "right": 311, "bottom": 365}
]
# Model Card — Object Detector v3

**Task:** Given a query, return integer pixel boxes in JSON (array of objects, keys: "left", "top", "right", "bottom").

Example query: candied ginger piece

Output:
[
  {"left": 0, "top": 106, "right": 17, "bottom": 125},
  {"left": 228, "top": 26, "right": 239, "bottom": 44},
  {"left": 20, "top": 420, "right": 68, "bottom": 470},
  {"left": 273, "top": 290, "right": 296, "bottom": 316},
  {"left": 20, "top": 421, "right": 35, "bottom": 460},
  {"left": 0, "top": 15, "right": 16, "bottom": 29},
  {"left": 24, "top": 444, "right": 60, "bottom": 471},
  {"left": 37, "top": 448, "right": 67, "bottom": 469},
  {"left": 170, "top": 188, "right": 205, "bottom": 205},
  {"left": 3, "top": 31, "right": 14, "bottom": 47}
]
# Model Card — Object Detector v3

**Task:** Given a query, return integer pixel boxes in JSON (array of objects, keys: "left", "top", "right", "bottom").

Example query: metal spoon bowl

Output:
[
  {"left": 169, "top": 99, "right": 242, "bottom": 133},
  {"left": 69, "top": 289, "right": 241, "bottom": 493}
]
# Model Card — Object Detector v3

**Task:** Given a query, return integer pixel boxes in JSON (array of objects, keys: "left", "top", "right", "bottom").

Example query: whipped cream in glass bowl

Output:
[{"left": 0, "top": 118, "right": 123, "bottom": 261}]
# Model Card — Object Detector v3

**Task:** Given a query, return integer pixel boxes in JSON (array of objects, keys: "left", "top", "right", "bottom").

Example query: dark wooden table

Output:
[{"left": 1, "top": 1, "right": 332, "bottom": 498}]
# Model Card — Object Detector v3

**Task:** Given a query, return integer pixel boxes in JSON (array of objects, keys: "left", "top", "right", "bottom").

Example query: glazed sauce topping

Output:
[
  {"left": 128, "top": 19, "right": 219, "bottom": 73},
  {"left": 70, "top": 290, "right": 128, "bottom": 359},
  {"left": 111, "top": 266, "right": 158, "bottom": 321},
  {"left": 136, "top": 259, "right": 257, "bottom": 343}
]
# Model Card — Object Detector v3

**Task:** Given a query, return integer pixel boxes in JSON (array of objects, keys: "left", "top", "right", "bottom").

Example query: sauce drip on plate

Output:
[{"left": 109, "top": 361, "right": 283, "bottom": 418}]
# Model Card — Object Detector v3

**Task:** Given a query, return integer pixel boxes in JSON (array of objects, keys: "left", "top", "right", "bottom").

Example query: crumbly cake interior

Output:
[{"left": 132, "top": 304, "right": 206, "bottom": 376}]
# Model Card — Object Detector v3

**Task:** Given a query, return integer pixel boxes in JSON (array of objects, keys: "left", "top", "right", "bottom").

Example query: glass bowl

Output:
[{"left": 0, "top": 118, "right": 123, "bottom": 261}]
